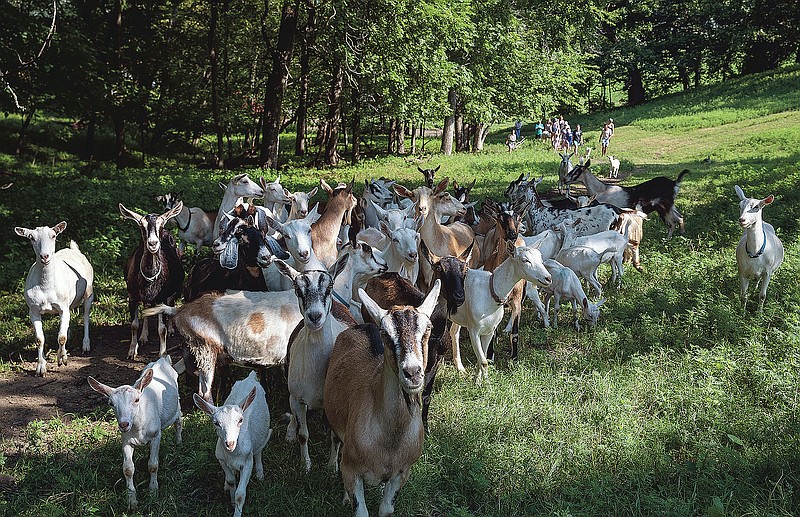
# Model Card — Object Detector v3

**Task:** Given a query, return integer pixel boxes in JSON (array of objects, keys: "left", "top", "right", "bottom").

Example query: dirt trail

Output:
[{"left": 0, "top": 325, "right": 182, "bottom": 445}]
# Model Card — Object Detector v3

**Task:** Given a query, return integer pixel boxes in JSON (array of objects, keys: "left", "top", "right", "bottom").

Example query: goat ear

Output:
[
  {"left": 359, "top": 288, "right": 388, "bottom": 324},
  {"left": 161, "top": 200, "right": 183, "bottom": 222},
  {"left": 307, "top": 186, "right": 318, "bottom": 198},
  {"left": 329, "top": 253, "right": 349, "bottom": 281},
  {"left": 240, "top": 387, "right": 258, "bottom": 412},
  {"left": 14, "top": 227, "right": 32, "bottom": 238},
  {"left": 193, "top": 393, "right": 216, "bottom": 415},
  {"left": 52, "top": 221, "right": 67, "bottom": 235},
  {"left": 596, "top": 298, "right": 606, "bottom": 307},
  {"left": 393, "top": 184, "right": 414, "bottom": 200},
  {"left": 218, "top": 181, "right": 227, "bottom": 191},
  {"left": 582, "top": 298, "right": 589, "bottom": 310},
  {"left": 370, "top": 199, "right": 387, "bottom": 219},
  {"left": 467, "top": 178, "right": 476, "bottom": 191},
  {"left": 320, "top": 179, "right": 333, "bottom": 194},
  {"left": 734, "top": 185, "right": 746, "bottom": 201},
  {"left": 585, "top": 159, "right": 591, "bottom": 168},
  {"left": 274, "top": 259, "right": 301, "bottom": 282},
  {"left": 119, "top": 203, "right": 143, "bottom": 222},
  {"left": 378, "top": 220, "right": 391, "bottom": 238},
  {"left": 761, "top": 195, "right": 774, "bottom": 206},
  {"left": 458, "top": 240, "right": 475, "bottom": 263},
  {"left": 418, "top": 279, "right": 441, "bottom": 320},
  {"left": 346, "top": 177, "right": 355, "bottom": 193},
  {"left": 134, "top": 368, "right": 154, "bottom": 392},
  {"left": 417, "top": 166, "right": 425, "bottom": 174},
  {"left": 433, "top": 177, "right": 449, "bottom": 194},
  {"left": 88, "top": 376, "right": 114, "bottom": 397},
  {"left": 434, "top": 165, "right": 441, "bottom": 172}
]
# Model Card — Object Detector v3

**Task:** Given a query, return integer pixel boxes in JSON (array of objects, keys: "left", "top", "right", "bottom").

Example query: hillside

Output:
[{"left": 0, "top": 66, "right": 799, "bottom": 516}]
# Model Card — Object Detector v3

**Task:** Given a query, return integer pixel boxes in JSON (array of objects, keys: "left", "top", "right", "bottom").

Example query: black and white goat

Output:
[
  {"left": 120, "top": 203, "right": 185, "bottom": 359},
  {"left": 566, "top": 161, "right": 688, "bottom": 239}
]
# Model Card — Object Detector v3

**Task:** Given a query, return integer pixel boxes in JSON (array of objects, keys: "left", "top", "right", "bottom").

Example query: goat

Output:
[
  {"left": 418, "top": 164, "right": 440, "bottom": 188},
  {"left": 360, "top": 272, "right": 450, "bottom": 430},
  {"left": 120, "top": 203, "right": 184, "bottom": 359},
  {"left": 183, "top": 208, "right": 286, "bottom": 302},
  {"left": 324, "top": 280, "right": 441, "bottom": 516},
  {"left": 274, "top": 255, "right": 350, "bottom": 471},
  {"left": 534, "top": 259, "right": 605, "bottom": 330},
  {"left": 557, "top": 151, "right": 575, "bottom": 195},
  {"left": 88, "top": 356, "right": 182, "bottom": 510},
  {"left": 379, "top": 221, "right": 420, "bottom": 284},
  {"left": 362, "top": 177, "right": 396, "bottom": 228},
  {"left": 566, "top": 161, "right": 688, "bottom": 239},
  {"left": 561, "top": 220, "right": 629, "bottom": 289},
  {"left": 332, "top": 242, "right": 388, "bottom": 322},
  {"left": 734, "top": 185, "right": 784, "bottom": 312},
  {"left": 432, "top": 244, "right": 552, "bottom": 382},
  {"left": 553, "top": 223, "right": 616, "bottom": 299},
  {"left": 313, "top": 178, "right": 357, "bottom": 267},
  {"left": 15, "top": 222, "right": 94, "bottom": 376},
  {"left": 214, "top": 174, "right": 264, "bottom": 239},
  {"left": 607, "top": 155, "right": 620, "bottom": 179},
  {"left": 156, "top": 191, "right": 217, "bottom": 257},
  {"left": 143, "top": 289, "right": 301, "bottom": 401},
  {"left": 194, "top": 371, "right": 271, "bottom": 517},
  {"left": 287, "top": 186, "right": 318, "bottom": 221},
  {"left": 260, "top": 175, "right": 292, "bottom": 221}
]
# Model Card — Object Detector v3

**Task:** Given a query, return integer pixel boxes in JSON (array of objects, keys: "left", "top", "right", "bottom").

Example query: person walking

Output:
[
  {"left": 534, "top": 120, "right": 544, "bottom": 140},
  {"left": 572, "top": 124, "right": 583, "bottom": 155},
  {"left": 514, "top": 120, "right": 522, "bottom": 140},
  {"left": 599, "top": 122, "right": 612, "bottom": 157},
  {"left": 505, "top": 130, "right": 517, "bottom": 153}
]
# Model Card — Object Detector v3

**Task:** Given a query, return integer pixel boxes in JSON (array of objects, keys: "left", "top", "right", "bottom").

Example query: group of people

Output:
[{"left": 506, "top": 116, "right": 615, "bottom": 156}]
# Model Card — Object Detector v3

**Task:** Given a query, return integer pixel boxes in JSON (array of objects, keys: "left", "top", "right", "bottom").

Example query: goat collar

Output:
[
  {"left": 140, "top": 255, "right": 162, "bottom": 283},
  {"left": 332, "top": 290, "right": 349, "bottom": 307},
  {"left": 746, "top": 228, "right": 767, "bottom": 258},
  {"left": 177, "top": 207, "right": 192, "bottom": 232},
  {"left": 489, "top": 274, "right": 507, "bottom": 305}
]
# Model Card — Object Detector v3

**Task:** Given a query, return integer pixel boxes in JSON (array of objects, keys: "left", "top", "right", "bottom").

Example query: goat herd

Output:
[{"left": 13, "top": 160, "right": 783, "bottom": 516}]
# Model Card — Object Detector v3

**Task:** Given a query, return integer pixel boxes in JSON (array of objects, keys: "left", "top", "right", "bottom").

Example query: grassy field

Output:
[{"left": 1, "top": 65, "right": 799, "bottom": 516}]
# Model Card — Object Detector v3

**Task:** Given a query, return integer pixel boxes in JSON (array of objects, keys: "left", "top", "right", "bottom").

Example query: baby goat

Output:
[
  {"left": 535, "top": 259, "right": 605, "bottom": 330},
  {"left": 88, "top": 356, "right": 182, "bottom": 510},
  {"left": 15, "top": 222, "right": 94, "bottom": 376},
  {"left": 734, "top": 185, "right": 784, "bottom": 312},
  {"left": 194, "top": 371, "right": 271, "bottom": 517},
  {"left": 324, "top": 280, "right": 441, "bottom": 517}
]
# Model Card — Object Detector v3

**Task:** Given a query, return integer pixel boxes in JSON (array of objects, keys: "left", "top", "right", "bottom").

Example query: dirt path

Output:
[{"left": 0, "top": 325, "right": 183, "bottom": 445}]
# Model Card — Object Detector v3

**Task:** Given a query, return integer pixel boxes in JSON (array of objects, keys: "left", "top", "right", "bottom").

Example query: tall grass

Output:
[{"left": 1, "top": 67, "right": 800, "bottom": 516}]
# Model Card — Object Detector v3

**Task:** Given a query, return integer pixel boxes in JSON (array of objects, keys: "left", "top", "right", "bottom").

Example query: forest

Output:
[{"left": 2, "top": 0, "right": 799, "bottom": 169}]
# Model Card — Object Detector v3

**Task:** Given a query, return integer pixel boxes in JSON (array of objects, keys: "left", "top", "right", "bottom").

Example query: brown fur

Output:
[
  {"left": 311, "top": 181, "right": 356, "bottom": 266},
  {"left": 247, "top": 313, "right": 266, "bottom": 334}
]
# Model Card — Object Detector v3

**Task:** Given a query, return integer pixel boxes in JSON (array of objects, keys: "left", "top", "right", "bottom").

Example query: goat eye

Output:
[
  {"left": 238, "top": 418, "right": 243, "bottom": 425},
  {"left": 134, "top": 398, "right": 140, "bottom": 404}
]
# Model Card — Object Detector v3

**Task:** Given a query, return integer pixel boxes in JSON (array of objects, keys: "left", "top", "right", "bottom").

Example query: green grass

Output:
[{"left": 2, "top": 67, "right": 800, "bottom": 516}]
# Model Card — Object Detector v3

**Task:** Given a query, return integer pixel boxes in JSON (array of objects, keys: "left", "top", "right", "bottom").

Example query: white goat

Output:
[
  {"left": 261, "top": 175, "right": 293, "bottom": 221},
  {"left": 734, "top": 185, "right": 784, "bottom": 312},
  {"left": 442, "top": 245, "right": 552, "bottom": 382},
  {"left": 275, "top": 256, "right": 350, "bottom": 471},
  {"left": 561, "top": 221, "right": 629, "bottom": 288},
  {"left": 324, "top": 280, "right": 441, "bottom": 517},
  {"left": 607, "top": 155, "right": 620, "bottom": 179},
  {"left": 15, "top": 222, "right": 94, "bottom": 376},
  {"left": 88, "top": 356, "right": 182, "bottom": 509},
  {"left": 533, "top": 259, "right": 605, "bottom": 329},
  {"left": 194, "top": 371, "right": 271, "bottom": 517},
  {"left": 331, "top": 242, "right": 388, "bottom": 322},
  {"left": 214, "top": 173, "right": 265, "bottom": 239},
  {"left": 156, "top": 191, "right": 217, "bottom": 257},
  {"left": 379, "top": 221, "right": 420, "bottom": 284},
  {"left": 287, "top": 186, "right": 319, "bottom": 220}
]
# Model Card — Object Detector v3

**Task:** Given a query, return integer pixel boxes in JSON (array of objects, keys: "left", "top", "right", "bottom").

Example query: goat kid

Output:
[
  {"left": 534, "top": 259, "right": 605, "bottom": 330},
  {"left": 88, "top": 356, "right": 182, "bottom": 509},
  {"left": 15, "top": 222, "right": 94, "bottom": 376},
  {"left": 194, "top": 371, "right": 271, "bottom": 517},
  {"left": 734, "top": 185, "right": 784, "bottom": 312},
  {"left": 156, "top": 191, "right": 217, "bottom": 257},
  {"left": 324, "top": 280, "right": 441, "bottom": 517}
]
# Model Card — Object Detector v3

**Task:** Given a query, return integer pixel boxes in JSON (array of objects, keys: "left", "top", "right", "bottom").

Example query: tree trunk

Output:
[
  {"left": 472, "top": 122, "right": 490, "bottom": 152},
  {"left": 260, "top": 0, "right": 299, "bottom": 169},
  {"left": 626, "top": 66, "right": 646, "bottom": 106},
  {"left": 351, "top": 87, "right": 361, "bottom": 164},
  {"left": 15, "top": 110, "right": 34, "bottom": 156},
  {"left": 295, "top": 5, "right": 315, "bottom": 156},
  {"left": 112, "top": 0, "right": 127, "bottom": 168},
  {"left": 388, "top": 118, "right": 397, "bottom": 154},
  {"left": 209, "top": 0, "right": 224, "bottom": 168},
  {"left": 322, "top": 59, "right": 343, "bottom": 166},
  {"left": 455, "top": 111, "right": 468, "bottom": 152},
  {"left": 410, "top": 120, "right": 417, "bottom": 155},
  {"left": 396, "top": 120, "right": 406, "bottom": 154},
  {"left": 441, "top": 88, "right": 456, "bottom": 155}
]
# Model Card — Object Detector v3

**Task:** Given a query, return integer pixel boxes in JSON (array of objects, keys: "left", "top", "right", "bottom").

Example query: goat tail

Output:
[
  {"left": 69, "top": 240, "right": 80, "bottom": 252},
  {"left": 675, "top": 169, "right": 690, "bottom": 184},
  {"left": 600, "top": 246, "right": 617, "bottom": 262},
  {"left": 142, "top": 304, "right": 178, "bottom": 318}
]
